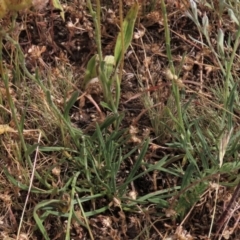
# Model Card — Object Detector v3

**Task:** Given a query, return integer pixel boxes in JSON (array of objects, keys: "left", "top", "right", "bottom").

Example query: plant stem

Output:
[{"left": 160, "top": 0, "right": 185, "bottom": 136}]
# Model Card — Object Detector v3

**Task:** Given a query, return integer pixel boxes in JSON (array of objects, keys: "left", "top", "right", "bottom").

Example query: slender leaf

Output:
[{"left": 114, "top": 3, "right": 139, "bottom": 66}]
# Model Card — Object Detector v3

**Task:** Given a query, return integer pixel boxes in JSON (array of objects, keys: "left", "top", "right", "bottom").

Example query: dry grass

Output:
[{"left": 0, "top": 0, "right": 240, "bottom": 239}]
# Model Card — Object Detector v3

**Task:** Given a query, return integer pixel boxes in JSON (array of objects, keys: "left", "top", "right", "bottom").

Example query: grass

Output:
[{"left": 0, "top": 0, "right": 240, "bottom": 239}]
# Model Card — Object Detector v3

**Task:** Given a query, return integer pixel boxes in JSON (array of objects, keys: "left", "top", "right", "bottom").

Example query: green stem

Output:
[
  {"left": 118, "top": 0, "right": 124, "bottom": 83},
  {"left": 160, "top": 0, "right": 185, "bottom": 135},
  {"left": 87, "top": 0, "right": 103, "bottom": 62},
  {"left": 223, "top": 27, "right": 240, "bottom": 104}
]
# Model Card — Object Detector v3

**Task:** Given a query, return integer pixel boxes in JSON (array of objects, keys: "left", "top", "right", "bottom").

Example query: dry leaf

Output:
[
  {"left": 52, "top": 166, "right": 61, "bottom": 177},
  {"left": 32, "top": 0, "right": 48, "bottom": 11}
]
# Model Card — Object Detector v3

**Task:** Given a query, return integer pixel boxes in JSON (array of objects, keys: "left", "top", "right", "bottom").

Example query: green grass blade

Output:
[
  {"left": 181, "top": 162, "right": 196, "bottom": 190},
  {"left": 63, "top": 91, "right": 79, "bottom": 122},
  {"left": 119, "top": 138, "right": 149, "bottom": 196},
  {"left": 114, "top": 3, "right": 139, "bottom": 67},
  {"left": 83, "top": 54, "right": 98, "bottom": 88},
  {"left": 33, "top": 200, "right": 64, "bottom": 240}
]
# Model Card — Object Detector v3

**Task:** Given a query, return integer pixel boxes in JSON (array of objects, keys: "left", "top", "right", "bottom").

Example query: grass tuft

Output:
[{"left": 0, "top": 0, "right": 240, "bottom": 239}]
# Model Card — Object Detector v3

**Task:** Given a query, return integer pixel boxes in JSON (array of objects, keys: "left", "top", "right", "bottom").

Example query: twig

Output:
[{"left": 214, "top": 181, "right": 240, "bottom": 239}]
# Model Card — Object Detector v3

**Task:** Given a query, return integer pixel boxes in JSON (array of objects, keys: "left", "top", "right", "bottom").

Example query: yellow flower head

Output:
[
  {"left": 0, "top": 0, "right": 7, "bottom": 19},
  {"left": 5, "top": 0, "right": 32, "bottom": 11},
  {"left": 0, "top": 0, "right": 32, "bottom": 19}
]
